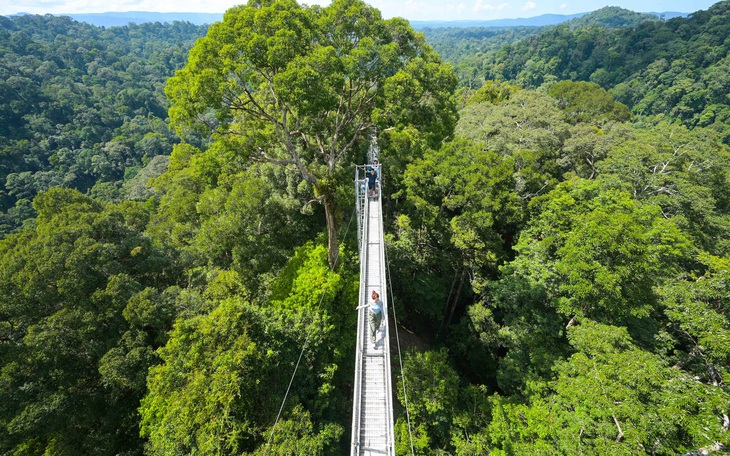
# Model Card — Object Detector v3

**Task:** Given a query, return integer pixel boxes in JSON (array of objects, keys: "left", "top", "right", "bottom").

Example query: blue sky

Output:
[{"left": 1, "top": 0, "right": 721, "bottom": 20}]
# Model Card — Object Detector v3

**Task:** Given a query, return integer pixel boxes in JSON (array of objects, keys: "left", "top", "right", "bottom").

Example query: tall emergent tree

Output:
[{"left": 166, "top": 0, "right": 457, "bottom": 268}]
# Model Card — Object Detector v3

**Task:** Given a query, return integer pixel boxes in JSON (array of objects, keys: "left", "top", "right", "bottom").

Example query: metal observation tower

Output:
[{"left": 350, "top": 161, "right": 396, "bottom": 456}]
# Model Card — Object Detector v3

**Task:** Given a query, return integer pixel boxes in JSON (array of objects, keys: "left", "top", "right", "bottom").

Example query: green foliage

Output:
[
  {"left": 269, "top": 243, "right": 342, "bottom": 309},
  {"left": 0, "top": 15, "right": 206, "bottom": 234},
  {"left": 512, "top": 179, "right": 692, "bottom": 322},
  {"left": 597, "top": 122, "right": 730, "bottom": 255},
  {"left": 479, "top": 270, "right": 566, "bottom": 395},
  {"left": 558, "top": 121, "right": 635, "bottom": 179},
  {"left": 148, "top": 142, "right": 322, "bottom": 292},
  {"left": 166, "top": 0, "right": 458, "bottom": 268},
  {"left": 140, "top": 242, "right": 354, "bottom": 454},
  {"left": 421, "top": 26, "right": 549, "bottom": 90},
  {"left": 395, "top": 419, "right": 431, "bottom": 455},
  {"left": 0, "top": 188, "right": 180, "bottom": 455},
  {"left": 448, "top": 1, "right": 730, "bottom": 143},
  {"left": 659, "top": 253, "right": 730, "bottom": 380},
  {"left": 375, "top": 126, "right": 430, "bottom": 200},
  {"left": 251, "top": 406, "right": 343, "bottom": 456},
  {"left": 386, "top": 134, "right": 526, "bottom": 350},
  {"left": 140, "top": 297, "right": 278, "bottom": 455},
  {"left": 396, "top": 349, "right": 460, "bottom": 451},
  {"left": 566, "top": 6, "right": 660, "bottom": 29},
  {"left": 457, "top": 89, "right": 569, "bottom": 197},
  {"left": 485, "top": 321, "right": 730, "bottom": 455},
  {"left": 448, "top": 384, "right": 493, "bottom": 455},
  {"left": 549, "top": 80, "right": 631, "bottom": 125},
  {"left": 465, "top": 80, "right": 521, "bottom": 106},
  {"left": 3, "top": 2, "right": 730, "bottom": 454}
]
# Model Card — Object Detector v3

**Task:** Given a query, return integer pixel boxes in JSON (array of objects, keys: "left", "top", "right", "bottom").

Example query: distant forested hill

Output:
[
  {"left": 44, "top": 10, "right": 682, "bottom": 29},
  {"left": 420, "top": 6, "right": 670, "bottom": 93},
  {"left": 63, "top": 11, "right": 224, "bottom": 27},
  {"left": 564, "top": 6, "right": 659, "bottom": 29},
  {"left": 0, "top": 15, "right": 207, "bottom": 234},
  {"left": 411, "top": 12, "right": 588, "bottom": 29},
  {"left": 421, "top": 26, "right": 547, "bottom": 89},
  {"left": 426, "top": 1, "right": 730, "bottom": 142}
]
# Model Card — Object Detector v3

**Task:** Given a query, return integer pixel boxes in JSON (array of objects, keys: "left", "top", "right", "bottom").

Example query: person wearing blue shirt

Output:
[{"left": 358, "top": 290, "right": 383, "bottom": 349}]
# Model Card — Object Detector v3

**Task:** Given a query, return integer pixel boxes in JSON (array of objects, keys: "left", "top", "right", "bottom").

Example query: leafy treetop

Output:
[{"left": 166, "top": 0, "right": 458, "bottom": 268}]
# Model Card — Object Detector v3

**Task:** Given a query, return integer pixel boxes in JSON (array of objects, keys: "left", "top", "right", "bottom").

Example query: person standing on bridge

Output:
[
  {"left": 358, "top": 290, "right": 383, "bottom": 349},
  {"left": 367, "top": 166, "right": 378, "bottom": 198}
]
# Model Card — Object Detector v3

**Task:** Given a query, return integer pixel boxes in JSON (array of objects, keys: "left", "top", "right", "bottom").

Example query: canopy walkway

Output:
[{"left": 350, "top": 164, "right": 396, "bottom": 456}]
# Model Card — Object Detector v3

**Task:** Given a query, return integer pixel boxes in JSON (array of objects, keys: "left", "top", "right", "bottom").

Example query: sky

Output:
[{"left": 0, "top": 0, "right": 721, "bottom": 20}]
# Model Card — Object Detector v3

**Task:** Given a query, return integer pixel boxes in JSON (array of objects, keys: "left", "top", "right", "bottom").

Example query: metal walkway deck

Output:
[{"left": 351, "top": 165, "right": 395, "bottom": 456}]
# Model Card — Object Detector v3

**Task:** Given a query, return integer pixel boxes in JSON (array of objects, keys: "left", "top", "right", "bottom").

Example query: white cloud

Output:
[
  {"left": 521, "top": 1, "right": 537, "bottom": 11},
  {"left": 446, "top": 3, "right": 467, "bottom": 14},
  {"left": 472, "top": 0, "right": 509, "bottom": 13},
  {"left": 560, "top": 3, "right": 568, "bottom": 9},
  {"left": 405, "top": 0, "right": 427, "bottom": 13}
]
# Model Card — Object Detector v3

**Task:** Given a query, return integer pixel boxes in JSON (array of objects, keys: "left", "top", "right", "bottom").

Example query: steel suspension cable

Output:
[
  {"left": 264, "top": 206, "right": 357, "bottom": 454},
  {"left": 383, "top": 216, "right": 417, "bottom": 456}
]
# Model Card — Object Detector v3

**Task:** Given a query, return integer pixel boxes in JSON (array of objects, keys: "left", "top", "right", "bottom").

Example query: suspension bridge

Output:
[
  {"left": 266, "top": 162, "right": 402, "bottom": 455},
  {"left": 350, "top": 163, "right": 396, "bottom": 456}
]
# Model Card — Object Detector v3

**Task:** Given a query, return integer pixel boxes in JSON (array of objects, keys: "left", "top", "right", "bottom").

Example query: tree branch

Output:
[
  {"left": 681, "top": 442, "right": 726, "bottom": 456},
  {"left": 612, "top": 414, "right": 623, "bottom": 443},
  {"left": 566, "top": 315, "right": 578, "bottom": 330},
  {"left": 257, "top": 148, "right": 296, "bottom": 166}
]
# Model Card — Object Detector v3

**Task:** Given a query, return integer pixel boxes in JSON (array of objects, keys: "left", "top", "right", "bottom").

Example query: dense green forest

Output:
[
  {"left": 0, "top": 14, "right": 207, "bottom": 234},
  {"left": 1, "top": 0, "right": 730, "bottom": 455},
  {"left": 430, "top": 2, "right": 730, "bottom": 145},
  {"left": 421, "top": 6, "right": 661, "bottom": 90}
]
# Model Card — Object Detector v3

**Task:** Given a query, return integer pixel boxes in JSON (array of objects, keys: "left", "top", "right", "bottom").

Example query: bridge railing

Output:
[
  {"left": 350, "top": 182, "right": 369, "bottom": 454},
  {"left": 375, "top": 183, "right": 396, "bottom": 455},
  {"left": 351, "top": 163, "right": 394, "bottom": 456}
]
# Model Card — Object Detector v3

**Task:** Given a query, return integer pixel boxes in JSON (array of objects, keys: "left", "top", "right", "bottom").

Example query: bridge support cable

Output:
[
  {"left": 384, "top": 235, "right": 416, "bottom": 456},
  {"left": 264, "top": 206, "right": 357, "bottom": 455},
  {"left": 351, "top": 165, "right": 395, "bottom": 456}
]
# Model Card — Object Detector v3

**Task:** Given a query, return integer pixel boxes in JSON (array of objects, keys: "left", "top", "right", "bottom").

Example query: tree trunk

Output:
[
  {"left": 322, "top": 189, "right": 340, "bottom": 270},
  {"left": 440, "top": 267, "right": 466, "bottom": 338},
  {"left": 438, "top": 268, "right": 460, "bottom": 337}
]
